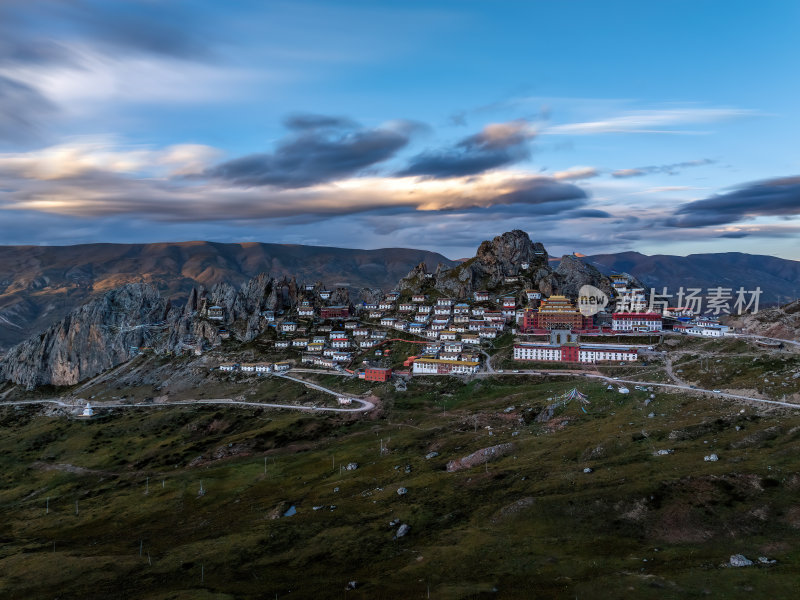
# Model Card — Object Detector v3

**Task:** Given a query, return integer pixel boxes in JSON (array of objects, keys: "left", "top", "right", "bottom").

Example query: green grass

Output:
[{"left": 1, "top": 368, "right": 800, "bottom": 598}]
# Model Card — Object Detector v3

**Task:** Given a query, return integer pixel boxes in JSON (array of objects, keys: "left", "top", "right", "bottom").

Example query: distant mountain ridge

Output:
[
  {"left": 0, "top": 241, "right": 453, "bottom": 351},
  {"left": 1, "top": 239, "right": 798, "bottom": 353},
  {"left": 581, "top": 251, "right": 800, "bottom": 307}
]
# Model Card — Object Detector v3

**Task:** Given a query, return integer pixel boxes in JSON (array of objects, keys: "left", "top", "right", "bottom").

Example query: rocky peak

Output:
[
  {"left": 398, "top": 230, "right": 554, "bottom": 298},
  {"left": 0, "top": 283, "right": 168, "bottom": 389},
  {"left": 475, "top": 229, "right": 547, "bottom": 273},
  {"left": 555, "top": 254, "right": 614, "bottom": 299}
]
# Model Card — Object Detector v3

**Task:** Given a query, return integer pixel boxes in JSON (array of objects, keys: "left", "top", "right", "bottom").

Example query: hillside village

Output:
[
  {"left": 0, "top": 231, "right": 757, "bottom": 391},
  {"left": 199, "top": 231, "right": 736, "bottom": 382}
]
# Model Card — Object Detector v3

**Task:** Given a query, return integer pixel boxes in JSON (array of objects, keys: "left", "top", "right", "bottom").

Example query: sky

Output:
[{"left": 0, "top": 0, "right": 799, "bottom": 260}]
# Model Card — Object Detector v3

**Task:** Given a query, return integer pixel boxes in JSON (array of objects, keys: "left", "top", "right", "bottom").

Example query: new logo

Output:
[{"left": 577, "top": 284, "right": 609, "bottom": 316}]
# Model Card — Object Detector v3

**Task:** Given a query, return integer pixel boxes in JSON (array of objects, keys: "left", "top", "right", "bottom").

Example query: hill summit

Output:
[{"left": 397, "top": 230, "right": 612, "bottom": 299}]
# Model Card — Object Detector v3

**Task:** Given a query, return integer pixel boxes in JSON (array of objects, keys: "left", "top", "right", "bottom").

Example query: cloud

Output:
[
  {"left": 547, "top": 108, "right": 758, "bottom": 135},
  {"left": 398, "top": 120, "right": 535, "bottom": 178},
  {"left": 0, "top": 0, "right": 213, "bottom": 63},
  {"left": 612, "top": 158, "right": 715, "bottom": 178},
  {"left": 0, "top": 137, "right": 588, "bottom": 224},
  {"left": 551, "top": 166, "right": 599, "bottom": 180},
  {"left": 667, "top": 176, "right": 800, "bottom": 227},
  {"left": 207, "top": 117, "right": 419, "bottom": 188},
  {"left": 0, "top": 74, "right": 56, "bottom": 142},
  {"left": 567, "top": 209, "right": 612, "bottom": 218},
  {"left": 0, "top": 139, "right": 221, "bottom": 179},
  {"left": 283, "top": 113, "right": 359, "bottom": 131}
]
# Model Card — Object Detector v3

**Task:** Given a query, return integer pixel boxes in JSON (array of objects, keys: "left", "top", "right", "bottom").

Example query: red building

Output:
[
  {"left": 522, "top": 297, "right": 592, "bottom": 332},
  {"left": 320, "top": 305, "right": 350, "bottom": 320},
  {"left": 364, "top": 367, "right": 392, "bottom": 382}
]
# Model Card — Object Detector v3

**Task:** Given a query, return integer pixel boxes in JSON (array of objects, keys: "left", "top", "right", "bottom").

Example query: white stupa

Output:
[{"left": 82, "top": 402, "right": 94, "bottom": 417}]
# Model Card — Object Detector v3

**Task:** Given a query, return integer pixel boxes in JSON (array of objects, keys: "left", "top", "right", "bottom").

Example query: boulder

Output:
[
  {"left": 729, "top": 554, "right": 753, "bottom": 567},
  {"left": 446, "top": 443, "right": 514, "bottom": 472}
]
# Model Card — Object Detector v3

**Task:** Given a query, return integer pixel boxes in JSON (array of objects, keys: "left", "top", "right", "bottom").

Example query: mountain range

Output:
[
  {"left": 1, "top": 238, "right": 799, "bottom": 354},
  {"left": 584, "top": 251, "right": 800, "bottom": 307},
  {"left": 0, "top": 241, "right": 452, "bottom": 351}
]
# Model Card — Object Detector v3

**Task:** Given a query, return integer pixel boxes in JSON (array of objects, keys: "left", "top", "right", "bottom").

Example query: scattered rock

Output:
[
  {"left": 704, "top": 454, "right": 719, "bottom": 462},
  {"left": 395, "top": 523, "right": 410, "bottom": 538},
  {"left": 654, "top": 449, "right": 674, "bottom": 456},
  {"left": 404, "top": 464, "right": 412, "bottom": 474},
  {"left": 345, "top": 462, "right": 358, "bottom": 471},
  {"left": 758, "top": 556, "right": 777, "bottom": 564},
  {"left": 346, "top": 580, "right": 358, "bottom": 590},
  {"left": 425, "top": 452, "right": 439, "bottom": 460},
  {"left": 397, "top": 487, "right": 408, "bottom": 496},
  {"left": 503, "top": 406, "right": 515, "bottom": 413},
  {"left": 730, "top": 554, "right": 753, "bottom": 567},
  {"left": 648, "top": 412, "right": 655, "bottom": 418},
  {"left": 446, "top": 443, "right": 514, "bottom": 472},
  {"left": 583, "top": 467, "right": 593, "bottom": 474},
  {"left": 333, "top": 487, "right": 339, "bottom": 493}
]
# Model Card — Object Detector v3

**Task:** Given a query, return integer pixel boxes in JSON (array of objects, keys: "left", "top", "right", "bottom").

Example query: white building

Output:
[
  {"left": 331, "top": 338, "right": 351, "bottom": 349},
  {"left": 413, "top": 358, "right": 480, "bottom": 375},
  {"left": 578, "top": 345, "right": 638, "bottom": 363},
  {"left": 513, "top": 343, "right": 562, "bottom": 362},
  {"left": 611, "top": 313, "right": 663, "bottom": 332},
  {"left": 409, "top": 323, "right": 426, "bottom": 335}
]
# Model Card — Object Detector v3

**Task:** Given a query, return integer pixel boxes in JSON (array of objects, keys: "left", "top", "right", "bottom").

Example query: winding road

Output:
[
  {"left": 0, "top": 373, "right": 375, "bottom": 414},
  {"left": 473, "top": 368, "right": 800, "bottom": 409}
]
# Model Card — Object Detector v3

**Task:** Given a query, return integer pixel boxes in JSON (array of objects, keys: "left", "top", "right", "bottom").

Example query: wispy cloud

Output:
[
  {"left": 547, "top": 108, "right": 759, "bottom": 135},
  {"left": 612, "top": 158, "right": 715, "bottom": 178}
]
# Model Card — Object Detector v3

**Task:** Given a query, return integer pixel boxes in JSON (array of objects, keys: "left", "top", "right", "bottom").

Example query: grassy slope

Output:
[{"left": 1, "top": 373, "right": 800, "bottom": 598}]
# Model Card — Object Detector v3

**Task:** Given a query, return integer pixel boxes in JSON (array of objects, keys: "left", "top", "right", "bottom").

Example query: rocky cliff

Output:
[
  {"left": 723, "top": 299, "right": 800, "bottom": 341},
  {"left": 0, "top": 270, "right": 350, "bottom": 389},
  {"left": 555, "top": 254, "right": 615, "bottom": 299},
  {"left": 397, "top": 230, "right": 610, "bottom": 300},
  {"left": 0, "top": 241, "right": 453, "bottom": 351},
  {"left": 0, "top": 284, "right": 170, "bottom": 389}
]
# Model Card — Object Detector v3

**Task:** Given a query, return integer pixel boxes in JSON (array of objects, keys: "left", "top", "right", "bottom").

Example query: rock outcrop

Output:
[
  {"left": 397, "top": 230, "right": 610, "bottom": 301},
  {"left": 446, "top": 443, "right": 514, "bottom": 472},
  {"left": 724, "top": 299, "right": 800, "bottom": 341},
  {"left": 0, "top": 284, "right": 169, "bottom": 389},
  {"left": 555, "top": 254, "right": 614, "bottom": 299}
]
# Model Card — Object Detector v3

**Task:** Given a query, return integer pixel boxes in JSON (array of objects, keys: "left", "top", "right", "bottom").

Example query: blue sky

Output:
[{"left": 0, "top": 0, "right": 799, "bottom": 260}]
